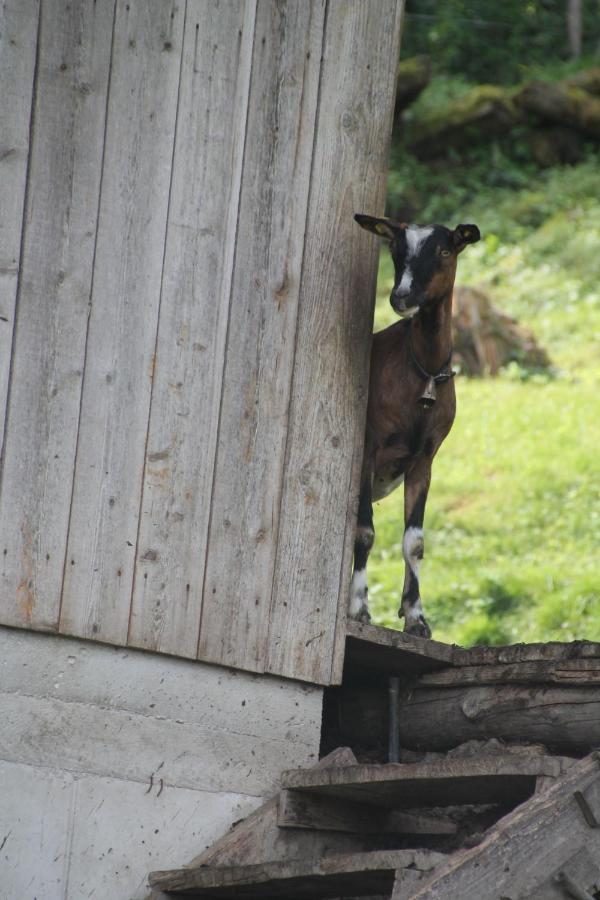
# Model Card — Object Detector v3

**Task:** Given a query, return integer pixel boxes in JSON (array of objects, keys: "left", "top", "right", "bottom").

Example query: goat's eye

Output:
[{"left": 440, "top": 249, "right": 452, "bottom": 258}]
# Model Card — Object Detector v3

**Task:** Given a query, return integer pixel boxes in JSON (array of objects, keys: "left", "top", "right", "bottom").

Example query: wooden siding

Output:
[{"left": 0, "top": 0, "right": 403, "bottom": 685}]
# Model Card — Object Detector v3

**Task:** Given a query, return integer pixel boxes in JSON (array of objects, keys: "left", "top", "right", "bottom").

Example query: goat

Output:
[{"left": 349, "top": 215, "right": 481, "bottom": 637}]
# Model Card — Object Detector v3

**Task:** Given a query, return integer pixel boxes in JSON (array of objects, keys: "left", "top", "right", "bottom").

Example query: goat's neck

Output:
[{"left": 410, "top": 289, "right": 453, "bottom": 374}]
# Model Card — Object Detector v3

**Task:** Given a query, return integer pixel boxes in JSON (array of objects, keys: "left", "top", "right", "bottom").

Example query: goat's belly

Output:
[{"left": 372, "top": 461, "right": 405, "bottom": 501}]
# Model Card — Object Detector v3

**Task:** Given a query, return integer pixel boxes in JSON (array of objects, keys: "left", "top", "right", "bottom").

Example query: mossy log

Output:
[
  {"left": 406, "top": 85, "right": 519, "bottom": 159},
  {"left": 452, "top": 285, "right": 551, "bottom": 376},
  {"left": 515, "top": 81, "right": 600, "bottom": 140},
  {"left": 564, "top": 66, "right": 600, "bottom": 97}
]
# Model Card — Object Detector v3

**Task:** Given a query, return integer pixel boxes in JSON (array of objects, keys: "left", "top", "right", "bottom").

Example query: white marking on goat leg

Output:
[
  {"left": 403, "top": 526, "right": 424, "bottom": 576},
  {"left": 400, "top": 526, "right": 431, "bottom": 636},
  {"left": 349, "top": 569, "right": 369, "bottom": 619}
]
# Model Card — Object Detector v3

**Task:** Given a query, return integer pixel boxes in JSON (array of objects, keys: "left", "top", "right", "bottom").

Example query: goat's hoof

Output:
[
  {"left": 356, "top": 606, "right": 371, "bottom": 625},
  {"left": 404, "top": 617, "right": 432, "bottom": 639}
]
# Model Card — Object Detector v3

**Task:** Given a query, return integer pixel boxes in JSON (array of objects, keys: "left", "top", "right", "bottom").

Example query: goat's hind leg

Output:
[{"left": 349, "top": 478, "right": 374, "bottom": 624}]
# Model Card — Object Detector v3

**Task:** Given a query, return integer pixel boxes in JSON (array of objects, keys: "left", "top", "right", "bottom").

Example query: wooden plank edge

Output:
[
  {"left": 280, "top": 753, "right": 576, "bottom": 791},
  {"left": 149, "top": 849, "right": 445, "bottom": 892}
]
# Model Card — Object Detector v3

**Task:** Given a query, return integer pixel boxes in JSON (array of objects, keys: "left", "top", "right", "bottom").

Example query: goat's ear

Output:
[
  {"left": 453, "top": 224, "right": 481, "bottom": 252},
  {"left": 354, "top": 213, "right": 399, "bottom": 242}
]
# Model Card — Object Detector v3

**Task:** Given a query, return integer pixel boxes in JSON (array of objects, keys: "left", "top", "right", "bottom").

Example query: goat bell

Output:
[{"left": 418, "top": 377, "right": 437, "bottom": 409}]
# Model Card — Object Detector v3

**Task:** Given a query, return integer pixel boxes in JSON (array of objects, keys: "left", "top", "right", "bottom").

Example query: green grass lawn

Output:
[{"left": 369, "top": 158, "right": 600, "bottom": 645}]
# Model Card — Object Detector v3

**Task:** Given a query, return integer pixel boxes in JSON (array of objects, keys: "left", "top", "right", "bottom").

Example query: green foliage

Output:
[
  {"left": 371, "top": 154, "right": 600, "bottom": 646},
  {"left": 402, "top": 0, "right": 600, "bottom": 83}
]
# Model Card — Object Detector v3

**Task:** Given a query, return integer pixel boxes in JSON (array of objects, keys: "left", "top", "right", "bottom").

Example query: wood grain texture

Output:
[
  {"left": 453, "top": 639, "right": 600, "bottom": 667},
  {"left": 59, "top": 0, "right": 184, "bottom": 643},
  {"left": 397, "top": 684, "right": 600, "bottom": 754},
  {"left": 345, "top": 620, "right": 455, "bottom": 674},
  {"left": 149, "top": 849, "right": 442, "bottom": 896},
  {"left": 419, "top": 658, "right": 600, "bottom": 687},
  {"left": 277, "top": 789, "right": 457, "bottom": 835},
  {"left": 266, "top": 0, "right": 404, "bottom": 684},
  {"left": 280, "top": 755, "right": 574, "bottom": 809},
  {"left": 197, "top": 0, "right": 326, "bottom": 672},
  {"left": 187, "top": 747, "right": 361, "bottom": 870},
  {"left": 0, "top": 0, "right": 113, "bottom": 630},
  {"left": 0, "top": 0, "right": 39, "bottom": 456},
  {"left": 127, "top": 0, "right": 257, "bottom": 657},
  {"left": 403, "top": 753, "right": 600, "bottom": 900}
]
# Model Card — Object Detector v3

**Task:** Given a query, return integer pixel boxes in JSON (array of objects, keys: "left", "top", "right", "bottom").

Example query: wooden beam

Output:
[
  {"left": 280, "top": 755, "right": 574, "bottom": 810},
  {"left": 419, "top": 659, "right": 600, "bottom": 687},
  {"left": 453, "top": 640, "right": 600, "bottom": 667},
  {"left": 398, "top": 753, "right": 600, "bottom": 900},
  {"left": 278, "top": 789, "right": 457, "bottom": 835},
  {"left": 397, "top": 684, "right": 600, "bottom": 754},
  {"left": 149, "top": 849, "right": 444, "bottom": 897}
]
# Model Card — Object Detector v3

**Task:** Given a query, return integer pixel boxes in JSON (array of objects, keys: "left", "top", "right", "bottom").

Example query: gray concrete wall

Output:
[{"left": 0, "top": 627, "right": 323, "bottom": 899}]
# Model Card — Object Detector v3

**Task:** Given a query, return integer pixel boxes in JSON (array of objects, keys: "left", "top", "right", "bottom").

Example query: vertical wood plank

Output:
[
  {"left": 0, "top": 0, "right": 40, "bottom": 456},
  {"left": 196, "top": 0, "right": 326, "bottom": 672},
  {"left": 127, "top": 0, "right": 257, "bottom": 656},
  {"left": 0, "top": 0, "right": 114, "bottom": 630},
  {"left": 266, "top": 0, "right": 404, "bottom": 683},
  {"left": 59, "top": 0, "right": 185, "bottom": 644}
]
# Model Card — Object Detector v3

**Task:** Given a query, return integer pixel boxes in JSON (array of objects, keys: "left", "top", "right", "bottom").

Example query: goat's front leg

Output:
[
  {"left": 349, "top": 474, "right": 374, "bottom": 624},
  {"left": 400, "top": 459, "right": 432, "bottom": 638}
]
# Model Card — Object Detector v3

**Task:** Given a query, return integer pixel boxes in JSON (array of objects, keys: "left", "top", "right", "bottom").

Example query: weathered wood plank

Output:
[
  {"left": 397, "top": 684, "right": 600, "bottom": 754},
  {"left": 280, "top": 756, "right": 574, "bottom": 810},
  {"left": 267, "top": 0, "right": 404, "bottom": 685},
  {"left": 0, "top": 0, "right": 39, "bottom": 456},
  {"left": 187, "top": 748, "right": 363, "bottom": 870},
  {"left": 197, "top": 0, "right": 326, "bottom": 673},
  {"left": 401, "top": 753, "right": 600, "bottom": 900},
  {"left": 0, "top": 0, "right": 113, "bottom": 630},
  {"left": 278, "top": 789, "right": 457, "bottom": 835},
  {"left": 127, "top": 0, "right": 257, "bottom": 657},
  {"left": 149, "top": 849, "right": 443, "bottom": 896},
  {"left": 59, "top": 0, "right": 184, "bottom": 643},
  {"left": 345, "top": 621, "right": 455, "bottom": 675},
  {"left": 419, "top": 658, "right": 600, "bottom": 687},
  {"left": 453, "top": 639, "right": 600, "bottom": 667}
]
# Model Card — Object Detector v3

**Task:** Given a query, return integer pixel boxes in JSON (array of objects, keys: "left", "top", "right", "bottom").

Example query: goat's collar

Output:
[{"left": 408, "top": 324, "right": 455, "bottom": 384}]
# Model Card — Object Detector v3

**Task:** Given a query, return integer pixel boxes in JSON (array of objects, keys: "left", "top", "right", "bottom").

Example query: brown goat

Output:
[{"left": 349, "top": 215, "right": 481, "bottom": 637}]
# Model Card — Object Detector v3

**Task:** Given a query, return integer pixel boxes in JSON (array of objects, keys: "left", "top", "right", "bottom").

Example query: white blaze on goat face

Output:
[
  {"left": 394, "top": 226, "right": 434, "bottom": 306},
  {"left": 405, "top": 225, "right": 434, "bottom": 258}
]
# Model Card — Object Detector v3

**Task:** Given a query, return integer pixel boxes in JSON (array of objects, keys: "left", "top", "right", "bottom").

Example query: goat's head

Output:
[{"left": 355, "top": 215, "right": 480, "bottom": 317}]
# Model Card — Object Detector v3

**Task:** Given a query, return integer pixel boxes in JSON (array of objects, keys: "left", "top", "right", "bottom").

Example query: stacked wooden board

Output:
[{"left": 148, "top": 625, "right": 600, "bottom": 899}]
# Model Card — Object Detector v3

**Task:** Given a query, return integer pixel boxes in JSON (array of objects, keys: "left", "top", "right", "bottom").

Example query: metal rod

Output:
[{"left": 388, "top": 676, "right": 400, "bottom": 763}]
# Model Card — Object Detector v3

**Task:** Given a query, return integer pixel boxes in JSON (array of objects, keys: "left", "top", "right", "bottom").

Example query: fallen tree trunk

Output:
[
  {"left": 515, "top": 81, "right": 600, "bottom": 139},
  {"left": 397, "top": 684, "right": 600, "bottom": 754},
  {"left": 565, "top": 66, "right": 600, "bottom": 97},
  {"left": 406, "top": 85, "right": 519, "bottom": 159}
]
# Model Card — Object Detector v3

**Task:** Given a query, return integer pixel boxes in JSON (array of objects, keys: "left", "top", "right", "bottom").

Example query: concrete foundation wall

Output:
[{"left": 0, "top": 627, "right": 323, "bottom": 899}]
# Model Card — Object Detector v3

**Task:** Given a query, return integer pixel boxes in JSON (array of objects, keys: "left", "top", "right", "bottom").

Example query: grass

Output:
[{"left": 368, "top": 156, "right": 600, "bottom": 646}]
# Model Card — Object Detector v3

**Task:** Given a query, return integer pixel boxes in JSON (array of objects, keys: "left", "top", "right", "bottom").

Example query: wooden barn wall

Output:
[{"left": 0, "top": 0, "right": 403, "bottom": 685}]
